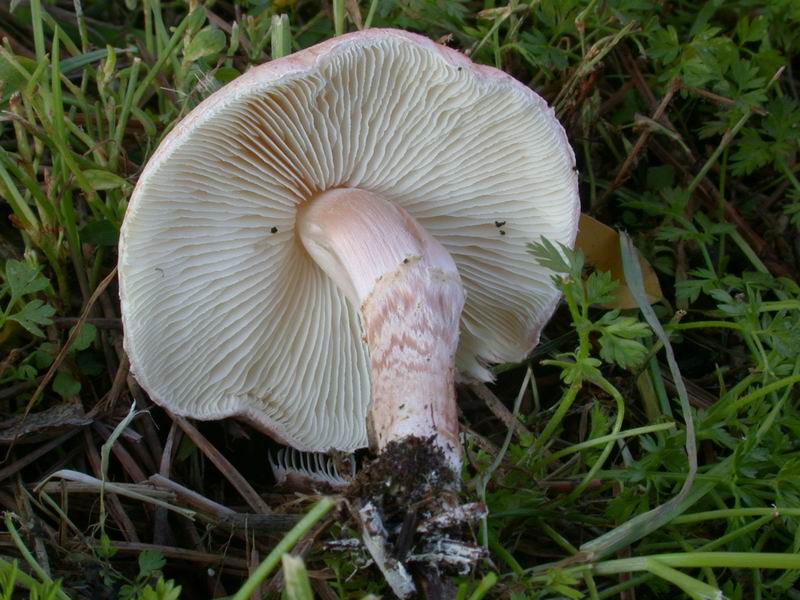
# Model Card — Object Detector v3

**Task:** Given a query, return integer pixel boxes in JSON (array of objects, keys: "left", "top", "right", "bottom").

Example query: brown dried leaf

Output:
[
  {"left": 575, "top": 214, "right": 663, "bottom": 309},
  {"left": 0, "top": 403, "right": 92, "bottom": 444},
  {"left": 345, "top": 0, "right": 363, "bottom": 30}
]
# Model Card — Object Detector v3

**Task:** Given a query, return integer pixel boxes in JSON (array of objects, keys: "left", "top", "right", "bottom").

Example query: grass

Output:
[{"left": 0, "top": 0, "right": 799, "bottom": 598}]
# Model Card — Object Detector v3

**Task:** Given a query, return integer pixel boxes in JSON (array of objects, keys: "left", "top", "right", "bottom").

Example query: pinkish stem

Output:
[{"left": 298, "top": 188, "right": 464, "bottom": 472}]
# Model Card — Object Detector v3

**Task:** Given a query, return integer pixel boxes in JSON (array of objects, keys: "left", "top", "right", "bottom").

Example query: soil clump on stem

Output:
[
  {"left": 349, "top": 436, "right": 458, "bottom": 532},
  {"left": 348, "top": 437, "right": 484, "bottom": 598}
]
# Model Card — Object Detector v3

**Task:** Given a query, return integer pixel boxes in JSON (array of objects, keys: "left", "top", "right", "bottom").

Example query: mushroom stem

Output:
[{"left": 298, "top": 188, "right": 465, "bottom": 473}]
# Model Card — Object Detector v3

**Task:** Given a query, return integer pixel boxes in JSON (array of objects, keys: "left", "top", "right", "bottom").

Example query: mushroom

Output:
[{"left": 119, "top": 27, "right": 577, "bottom": 517}]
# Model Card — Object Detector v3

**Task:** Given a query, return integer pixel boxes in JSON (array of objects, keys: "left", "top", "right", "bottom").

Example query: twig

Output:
[
  {"left": 151, "top": 473, "right": 302, "bottom": 531},
  {"left": 129, "top": 378, "right": 164, "bottom": 471},
  {"left": 598, "top": 80, "right": 636, "bottom": 118},
  {"left": 0, "top": 379, "right": 38, "bottom": 401},
  {"left": 0, "top": 403, "right": 91, "bottom": 444},
  {"left": 0, "top": 430, "right": 81, "bottom": 483},
  {"left": 15, "top": 479, "right": 51, "bottom": 579},
  {"left": 205, "top": 7, "right": 253, "bottom": 53},
  {"left": 149, "top": 474, "right": 234, "bottom": 519},
  {"left": 112, "top": 541, "right": 250, "bottom": 571},
  {"left": 681, "top": 85, "right": 768, "bottom": 116},
  {"left": 311, "top": 578, "right": 340, "bottom": 600},
  {"left": 0, "top": 347, "right": 26, "bottom": 379},
  {"left": 171, "top": 415, "right": 272, "bottom": 514},
  {"left": 92, "top": 422, "right": 149, "bottom": 483},
  {"left": 217, "top": 512, "right": 301, "bottom": 531},
  {"left": 83, "top": 429, "right": 140, "bottom": 543},
  {"left": 35, "top": 469, "right": 195, "bottom": 519},
  {"left": 554, "top": 22, "right": 638, "bottom": 116},
  {"left": 596, "top": 76, "right": 680, "bottom": 210},
  {"left": 620, "top": 48, "right": 683, "bottom": 140},
  {"left": 660, "top": 368, "right": 715, "bottom": 409},
  {"left": 686, "top": 110, "right": 752, "bottom": 198},
  {"left": 465, "top": 382, "right": 533, "bottom": 440},
  {"left": 153, "top": 421, "right": 180, "bottom": 546},
  {"left": 33, "top": 482, "right": 173, "bottom": 498},
  {"left": 105, "top": 353, "right": 130, "bottom": 410},
  {"left": 52, "top": 317, "right": 121, "bottom": 329}
]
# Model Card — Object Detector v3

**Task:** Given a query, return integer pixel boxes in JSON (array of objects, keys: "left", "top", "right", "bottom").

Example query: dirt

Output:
[
  {"left": 348, "top": 436, "right": 459, "bottom": 550},
  {"left": 348, "top": 437, "right": 459, "bottom": 523}
]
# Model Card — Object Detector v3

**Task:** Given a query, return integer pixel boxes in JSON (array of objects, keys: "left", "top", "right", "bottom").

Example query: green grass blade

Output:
[
  {"left": 282, "top": 554, "right": 315, "bottom": 600},
  {"left": 580, "top": 234, "right": 699, "bottom": 559},
  {"left": 231, "top": 497, "right": 335, "bottom": 600}
]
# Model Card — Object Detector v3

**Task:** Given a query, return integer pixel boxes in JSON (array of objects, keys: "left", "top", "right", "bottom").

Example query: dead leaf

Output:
[
  {"left": 575, "top": 214, "right": 663, "bottom": 309},
  {"left": 345, "top": 0, "right": 363, "bottom": 29},
  {"left": 0, "top": 403, "right": 92, "bottom": 444}
]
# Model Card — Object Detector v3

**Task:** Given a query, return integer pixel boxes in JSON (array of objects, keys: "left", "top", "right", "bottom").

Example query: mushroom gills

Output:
[
  {"left": 298, "top": 188, "right": 465, "bottom": 474},
  {"left": 269, "top": 447, "right": 355, "bottom": 492}
]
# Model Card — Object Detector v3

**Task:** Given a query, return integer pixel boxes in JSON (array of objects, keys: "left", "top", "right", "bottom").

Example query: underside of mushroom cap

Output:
[{"left": 119, "top": 29, "right": 580, "bottom": 453}]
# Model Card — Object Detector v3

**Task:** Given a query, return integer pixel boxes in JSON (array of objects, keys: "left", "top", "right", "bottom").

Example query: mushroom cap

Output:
[{"left": 119, "top": 28, "right": 580, "bottom": 453}]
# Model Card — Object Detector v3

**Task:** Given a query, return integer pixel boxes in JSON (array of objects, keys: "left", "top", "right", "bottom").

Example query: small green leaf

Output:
[
  {"left": 99, "top": 531, "right": 117, "bottom": 559},
  {"left": 544, "top": 568, "right": 584, "bottom": 600},
  {"left": 5, "top": 259, "right": 50, "bottom": 301},
  {"left": 598, "top": 332, "right": 648, "bottom": 369},
  {"left": 69, "top": 323, "right": 97, "bottom": 353},
  {"left": 215, "top": 66, "right": 241, "bottom": 84},
  {"left": 646, "top": 165, "right": 675, "bottom": 190},
  {"left": 736, "top": 15, "right": 769, "bottom": 44},
  {"left": 647, "top": 25, "right": 680, "bottom": 63},
  {"left": 596, "top": 313, "right": 651, "bottom": 369},
  {"left": 176, "top": 436, "right": 197, "bottom": 463},
  {"left": 16, "top": 364, "right": 37, "bottom": 380},
  {"left": 8, "top": 300, "right": 55, "bottom": 337},
  {"left": 99, "top": 45, "right": 117, "bottom": 91},
  {"left": 544, "top": 354, "right": 603, "bottom": 385},
  {"left": 185, "top": 7, "right": 208, "bottom": 34},
  {"left": 53, "top": 371, "right": 81, "bottom": 398},
  {"left": 589, "top": 402, "right": 611, "bottom": 440},
  {"left": 184, "top": 27, "right": 227, "bottom": 63},
  {"left": 0, "top": 54, "right": 37, "bottom": 104},
  {"left": 81, "top": 219, "right": 119, "bottom": 246},
  {"left": 528, "top": 238, "right": 583, "bottom": 281},
  {"left": 33, "top": 342, "right": 58, "bottom": 369},
  {"left": 138, "top": 550, "right": 166, "bottom": 579},
  {"left": 83, "top": 169, "right": 129, "bottom": 191},
  {"left": 141, "top": 578, "right": 182, "bottom": 600},
  {"left": 585, "top": 271, "right": 619, "bottom": 307}
]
